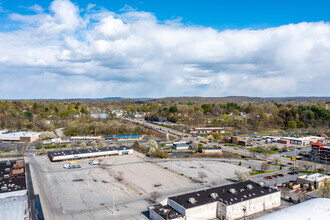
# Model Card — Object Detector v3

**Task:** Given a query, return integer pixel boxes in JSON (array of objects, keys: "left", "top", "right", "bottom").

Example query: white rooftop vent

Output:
[
  {"left": 246, "top": 184, "right": 253, "bottom": 189},
  {"left": 6, "top": 161, "right": 11, "bottom": 166},
  {"left": 259, "top": 182, "right": 265, "bottom": 187},
  {"left": 188, "top": 197, "right": 196, "bottom": 204},
  {"left": 229, "top": 188, "right": 236, "bottom": 194},
  {"left": 4, "top": 174, "right": 9, "bottom": 179},
  {"left": 240, "top": 188, "right": 245, "bottom": 192},
  {"left": 5, "top": 168, "right": 10, "bottom": 172},
  {"left": 210, "top": 193, "right": 218, "bottom": 199}
]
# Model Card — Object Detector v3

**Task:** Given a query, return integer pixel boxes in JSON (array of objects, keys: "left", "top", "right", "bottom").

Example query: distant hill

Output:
[
  {"left": 145, "top": 96, "right": 330, "bottom": 103},
  {"left": 2, "top": 96, "right": 329, "bottom": 104}
]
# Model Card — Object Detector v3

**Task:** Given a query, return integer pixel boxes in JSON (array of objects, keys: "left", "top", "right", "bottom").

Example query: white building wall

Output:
[
  {"left": 168, "top": 199, "right": 186, "bottom": 215},
  {"left": 149, "top": 208, "right": 165, "bottom": 220},
  {"left": 52, "top": 150, "right": 119, "bottom": 161},
  {"left": 224, "top": 191, "right": 281, "bottom": 220},
  {"left": 0, "top": 190, "right": 27, "bottom": 199},
  {"left": 118, "top": 149, "right": 134, "bottom": 155},
  {"left": 186, "top": 202, "right": 218, "bottom": 220}
]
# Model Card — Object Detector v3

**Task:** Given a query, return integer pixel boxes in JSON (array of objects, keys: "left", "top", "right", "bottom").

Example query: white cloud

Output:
[
  {"left": 0, "top": 0, "right": 329, "bottom": 98},
  {"left": 27, "top": 4, "right": 44, "bottom": 13}
]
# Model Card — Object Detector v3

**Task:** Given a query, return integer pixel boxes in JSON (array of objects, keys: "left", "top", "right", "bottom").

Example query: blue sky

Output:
[
  {"left": 2, "top": 0, "right": 330, "bottom": 29},
  {"left": 0, "top": 0, "right": 329, "bottom": 98}
]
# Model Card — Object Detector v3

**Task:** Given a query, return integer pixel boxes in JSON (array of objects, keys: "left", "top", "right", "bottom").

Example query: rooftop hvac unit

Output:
[
  {"left": 229, "top": 188, "right": 236, "bottom": 194},
  {"left": 6, "top": 161, "right": 11, "bottom": 166},
  {"left": 210, "top": 193, "right": 218, "bottom": 199},
  {"left": 5, "top": 168, "right": 10, "bottom": 172},
  {"left": 246, "top": 184, "right": 253, "bottom": 189},
  {"left": 4, "top": 174, "right": 9, "bottom": 179},
  {"left": 259, "top": 182, "right": 265, "bottom": 187},
  {"left": 188, "top": 197, "right": 196, "bottom": 204}
]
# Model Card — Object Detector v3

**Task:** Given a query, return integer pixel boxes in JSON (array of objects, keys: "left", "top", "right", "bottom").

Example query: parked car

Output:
[
  {"left": 278, "top": 174, "right": 284, "bottom": 177},
  {"left": 265, "top": 176, "right": 274, "bottom": 179}
]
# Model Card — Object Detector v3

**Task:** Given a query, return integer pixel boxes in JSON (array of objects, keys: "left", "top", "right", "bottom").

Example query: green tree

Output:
[
  {"left": 169, "top": 105, "right": 178, "bottom": 113},
  {"left": 287, "top": 120, "right": 297, "bottom": 129}
]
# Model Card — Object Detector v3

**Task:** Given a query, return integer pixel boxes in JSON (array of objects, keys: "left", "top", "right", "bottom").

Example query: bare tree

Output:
[
  {"left": 150, "top": 191, "right": 161, "bottom": 203},
  {"left": 300, "top": 162, "right": 312, "bottom": 172},
  {"left": 261, "top": 162, "right": 270, "bottom": 172},
  {"left": 91, "top": 141, "right": 98, "bottom": 149},
  {"left": 80, "top": 141, "right": 87, "bottom": 149},
  {"left": 191, "top": 141, "right": 199, "bottom": 152},
  {"left": 98, "top": 140, "right": 106, "bottom": 148},
  {"left": 198, "top": 171, "right": 208, "bottom": 182},
  {"left": 257, "top": 142, "right": 270, "bottom": 159},
  {"left": 234, "top": 170, "right": 251, "bottom": 182}
]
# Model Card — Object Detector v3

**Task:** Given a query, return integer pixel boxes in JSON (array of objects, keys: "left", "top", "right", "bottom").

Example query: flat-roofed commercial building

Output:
[
  {"left": 149, "top": 180, "right": 281, "bottom": 220},
  {"left": 296, "top": 173, "right": 330, "bottom": 189},
  {"left": 189, "top": 127, "right": 225, "bottom": 135},
  {"left": 0, "top": 160, "right": 29, "bottom": 219},
  {"left": 202, "top": 147, "right": 222, "bottom": 155},
  {"left": 0, "top": 131, "right": 40, "bottom": 143},
  {"left": 48, "top": 146, "right": 133, "bottom": 162},
  {"left": 255, "top": 198, "right": 330, "bottom": 220},
  {"left": 106, "top": 134, "right": 142, "bottom": 143},
  {"left": 70, "top": 136, "right": 102, "bottom": 141},
  {"left": 280, "top": 136, "right": 327, "bottom": 146}
]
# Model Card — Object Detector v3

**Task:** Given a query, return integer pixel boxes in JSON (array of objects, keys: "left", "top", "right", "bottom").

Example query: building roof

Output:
[
  {"left": 0, "top": 131, "right": 40, "bottom": 141},
  {"left": 150, "top": 204, "right": 183, "bottom": 220},
  {"left": 0, "top": 160, "right": 26, "bottom": 194},
  {"left": 169, "top": 180, "right": 279, "bottom": 209},
  {"left": 0, "top": 193, "right": 29, "bottom": 220},
  {"left": 48, "top": 146, "right": 131, "bottom": 157},
  {"left": 255, "top": 198, "right": 330, "bottom": 220},
  {"left": 297, "top": 173, "right": 330, "bottom": 182},
  {"left": 193, "top": 127, "right": 224, "bottom": 130},
  {"left": 107, "top": 134, "right": 140, "bottom": 139},
  {"left": 202, "top": 147, "right": 222, "bottom": 150},
  {"left": 312, "top": 141, "right": 324, "bottom": 146}
]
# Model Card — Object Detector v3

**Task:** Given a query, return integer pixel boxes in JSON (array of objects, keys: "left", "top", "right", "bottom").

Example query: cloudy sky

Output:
[{"left": 0, "top": 0, "right": 329, "bottom": 99}]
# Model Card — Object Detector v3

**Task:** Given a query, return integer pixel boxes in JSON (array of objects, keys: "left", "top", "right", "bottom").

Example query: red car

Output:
[{"left": 265, "top": 176, "right": 274, "bottom": 179}]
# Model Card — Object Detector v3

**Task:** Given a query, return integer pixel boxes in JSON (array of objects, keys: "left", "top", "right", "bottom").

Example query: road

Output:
[
  {"left": 124, "top": 117, "right": 329, "bottom": 172},
  {"left": 55, "top": 128, "right": 65, "bottom": 137},
  {"left": 123, "top": 118, "right": 190, "bottom": 141},
  {"left": 25, "top": 144, "right": 61, "bottom": 220}
]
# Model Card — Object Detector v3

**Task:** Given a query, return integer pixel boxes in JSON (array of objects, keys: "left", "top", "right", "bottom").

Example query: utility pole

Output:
[{"left": 112, "top": 188, "right": 115, "bottom": 214}]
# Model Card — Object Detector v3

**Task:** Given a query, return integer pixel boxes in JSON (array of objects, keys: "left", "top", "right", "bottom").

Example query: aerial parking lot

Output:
[
  {"left": 157, "top": 159, "right": 250, "bottom": 186},
  {"left": 28, "top": 152, "right": 302, "bottom": 220},
  {"left": 29, "top": 152, "right": 201, "bottom": 220}
]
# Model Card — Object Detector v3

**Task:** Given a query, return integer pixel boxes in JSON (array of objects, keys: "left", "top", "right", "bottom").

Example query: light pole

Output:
[{"left": 111, "top": 188, "right": 116, "bottom": 214}]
